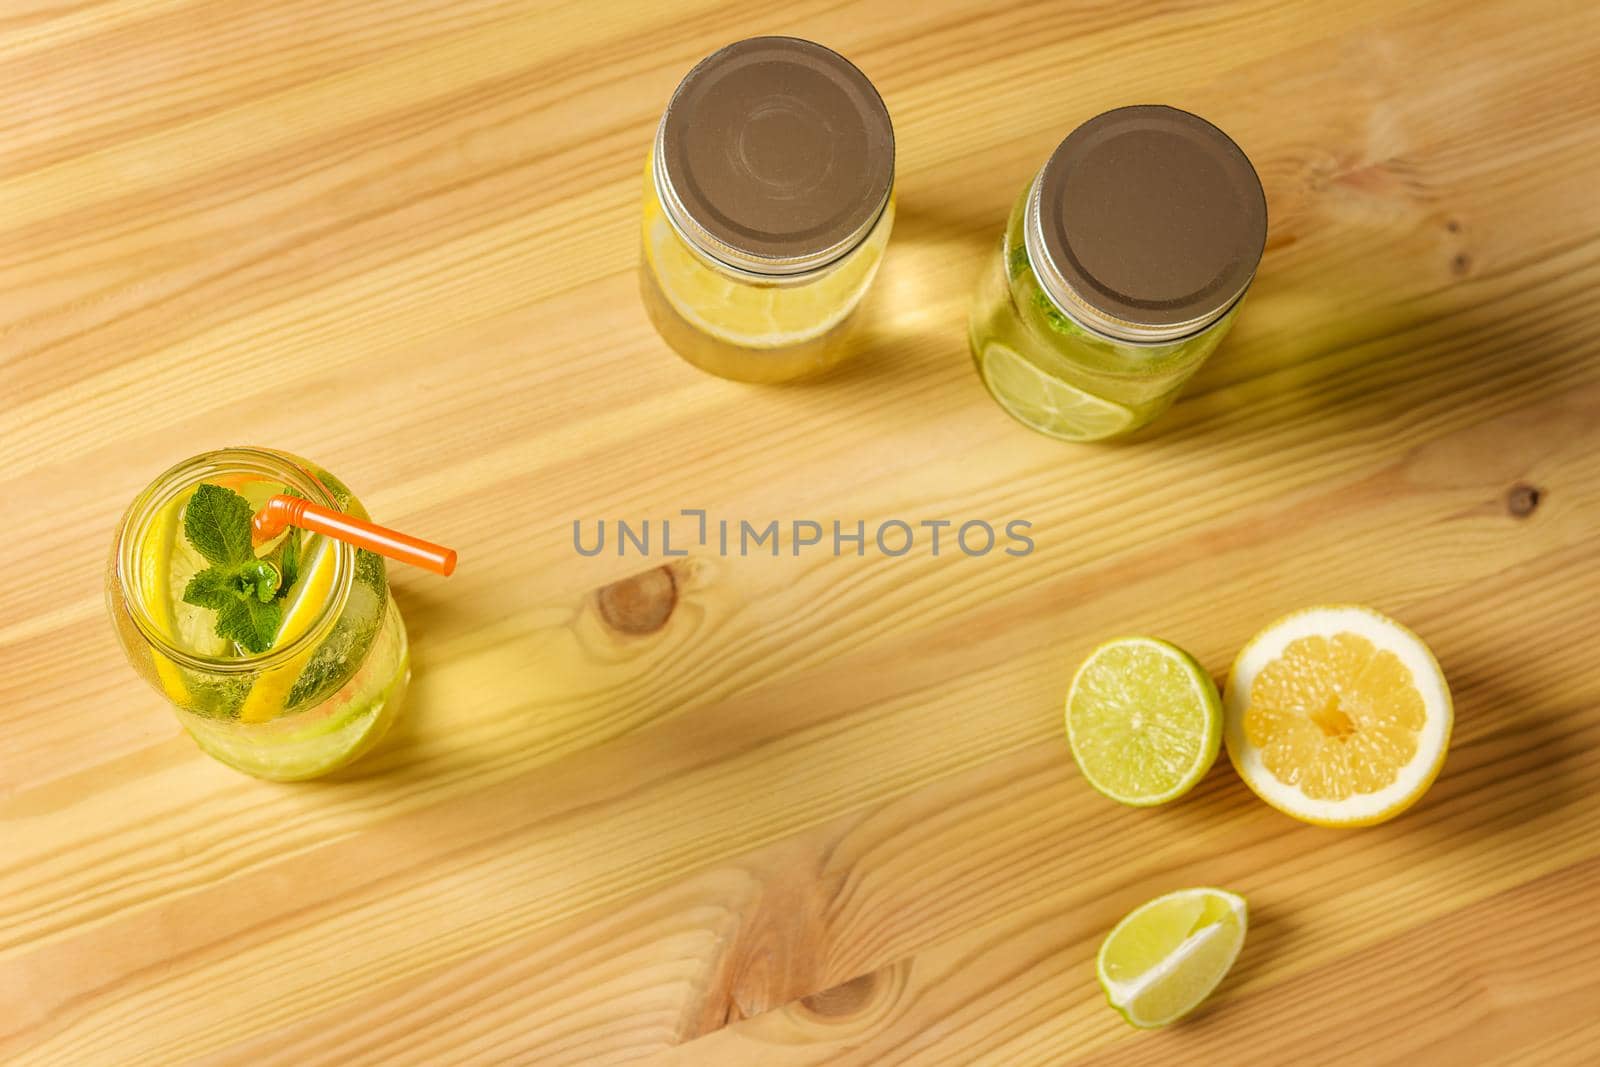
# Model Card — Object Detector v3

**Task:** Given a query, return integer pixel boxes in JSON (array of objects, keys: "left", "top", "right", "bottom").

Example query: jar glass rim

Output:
[{"left": 113, "top": 447, "right": 353, "bottom": 675}]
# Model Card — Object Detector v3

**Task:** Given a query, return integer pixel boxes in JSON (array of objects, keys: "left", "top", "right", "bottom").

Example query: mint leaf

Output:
[
  {"left": 1007, "top": 242, "right": 1030, "bottom": 280},
  {"left": 183, "top": 483, "right": 255, "bottom": 567},
  {"left": 214, "top": 596, "right": 282, "bottom": 654},
  {"left": 183, "top": 567, "right": 238, "bottom": 610},
  {"left": 183, "top": 564, "right": 283, "bottom": 652},
  {"left": 185, "top": 673, "right": 250, "bottom": 721},
  {"left": 239, "top": 559, "right": 281, "bottom": 603},
  {"left": 285, "top": 548, "right": 386, "bottom": 709},
  {"left": 180, "top": 483, "right": 287, "bottom": 653}
]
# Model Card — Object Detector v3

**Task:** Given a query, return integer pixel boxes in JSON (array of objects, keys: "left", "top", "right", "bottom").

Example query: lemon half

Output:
[{"left": 1224, "top": 605, "right": 1452, "bottom": 827}]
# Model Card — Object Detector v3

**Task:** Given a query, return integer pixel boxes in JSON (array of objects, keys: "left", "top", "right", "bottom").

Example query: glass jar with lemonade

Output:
[
  {"left": 640, "top": 36, "right": 895, "bottom": 383},
  {"left": 107, "top": 447, "right": 410, "bottom": 780}
]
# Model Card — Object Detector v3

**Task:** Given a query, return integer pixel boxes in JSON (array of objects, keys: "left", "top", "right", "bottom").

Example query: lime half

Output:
[
  {"left": 1066, "top": 637, "right": 1221, "bottom": 805},
  {"left": 1098, "top": 887, "right": 1248, "bottom": 1028},
  {"left": 979, "top": 343, "right": 1134, "bottom": 440}
]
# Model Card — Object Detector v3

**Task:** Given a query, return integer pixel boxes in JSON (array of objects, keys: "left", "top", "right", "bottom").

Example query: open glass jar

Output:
[
  {"left": 969, "top": 106, "right": 1267, "bottom": 440},
  {"left": 107, "top": 448, "right": 408, "bottom": 780},
  {"left": 640, "top": 36, "right": 895, "bottom": 383}
]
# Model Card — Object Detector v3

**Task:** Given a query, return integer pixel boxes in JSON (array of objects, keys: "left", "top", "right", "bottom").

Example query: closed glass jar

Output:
[
  {"left": 107, "top": 447, "right": 408, "bottom": 780},
  {"left": 640, "top": 36, "right": 895, "bottom": 384},
  {"left": 969, "top": 106, "right": 1267, "bottom": 440}
]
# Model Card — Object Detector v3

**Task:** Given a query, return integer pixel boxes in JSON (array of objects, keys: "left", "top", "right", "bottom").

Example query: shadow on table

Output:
[
  {"left": 315, "top": 577, "right": 473, "bottom": 783},
  {"left": 1122, "top": 259, "right": 1589, "bottom": 455},
  {"left": 769, "top": 193, "right": 999, "bottom": 392},
  {"left": 1409, "top": 659, "right": 1583, "bottom": 835}
]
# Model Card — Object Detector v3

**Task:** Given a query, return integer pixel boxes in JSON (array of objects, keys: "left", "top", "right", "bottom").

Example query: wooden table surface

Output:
[{"left": 4, "top": 0, "right": 1600, "bottom": 1063}]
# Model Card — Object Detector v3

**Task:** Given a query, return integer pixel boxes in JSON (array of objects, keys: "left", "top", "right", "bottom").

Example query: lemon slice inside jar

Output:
[
  {"left": 643, "top": 195, "right": 888, "bottom": 349},
  {"left": 237, "top": 539, "right": 337, "bottom": 724},
  {"left": 136, "top": 493, "right": 227, "bottom": 702}
]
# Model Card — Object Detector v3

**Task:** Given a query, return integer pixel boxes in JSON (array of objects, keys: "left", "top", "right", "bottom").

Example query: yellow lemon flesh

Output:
[
  {"left": 1224, "top": 605, "right": 1452, "bottom": 827},
  {"left": 642, "top": 192, "right": 888, "bottom": 349},
  {"left": 136, "top": 494, "right": 227, "bottom": 702}
]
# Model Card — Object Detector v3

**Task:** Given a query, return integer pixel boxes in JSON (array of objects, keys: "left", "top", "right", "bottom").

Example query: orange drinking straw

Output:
[{"left": 251, "top": 495, "right": 457, "bottom": 577}]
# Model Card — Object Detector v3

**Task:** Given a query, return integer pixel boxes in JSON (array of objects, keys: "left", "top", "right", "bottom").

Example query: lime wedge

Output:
[
  {"left": 1066, "top": 637, "right": 1221, "bottom": 805},
  {"left": 1098, "top": 887, "right": 1247, "bottom": 1028},
  {"left": 979, "top": 342, "right": 1134, "bottom": 441}
]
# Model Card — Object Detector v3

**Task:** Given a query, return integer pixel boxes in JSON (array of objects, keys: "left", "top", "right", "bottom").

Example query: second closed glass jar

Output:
[
  {"left": 641, "top": 36, "right": 895, "bottom": 384},
  {"left": 969, "top": 105, "right": 1268, "bottom": 440}
]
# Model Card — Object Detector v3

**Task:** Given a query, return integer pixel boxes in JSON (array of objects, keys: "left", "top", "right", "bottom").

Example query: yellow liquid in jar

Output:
[{"left": 639, "top": 161, "right": 893, "bottom": 383}]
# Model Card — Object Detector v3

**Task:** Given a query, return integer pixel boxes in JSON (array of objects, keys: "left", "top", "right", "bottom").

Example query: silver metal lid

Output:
[
  {"left": 653, "top": 36, "right": 895, "bottom": 277},
  {"left": 1024, "top": 105, "right": 1267, "bottom": 343}
]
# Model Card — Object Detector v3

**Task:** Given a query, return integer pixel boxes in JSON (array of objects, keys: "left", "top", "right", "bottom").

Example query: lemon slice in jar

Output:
[
  {"left": 643, "top": 195, "right": 887, "bottom": 348},
  {"left": 237, "top": 539, "right": 337, "bottom": 724}
]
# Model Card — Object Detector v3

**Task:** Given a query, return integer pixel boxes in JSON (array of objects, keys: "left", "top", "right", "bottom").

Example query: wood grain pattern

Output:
[{"left": 3, "top": 0, "right": 1599, "bottom": 1062}]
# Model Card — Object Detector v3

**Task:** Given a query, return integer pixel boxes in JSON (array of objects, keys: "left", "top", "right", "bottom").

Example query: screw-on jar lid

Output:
[
  {"left": 654, "top": 36, "right": 895, "bottom": 276},
  {"left": 1025, "top": 105, "right": 1267, "bottom": 342}
]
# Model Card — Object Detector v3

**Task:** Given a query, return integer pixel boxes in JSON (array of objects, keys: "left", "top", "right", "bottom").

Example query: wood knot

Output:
[
  {"left": 1452, "top": 252, "right": 1471, "bottom": 276},
  {"left": 799, "top": 971, "right": 878, "bottom": 1018},
  {"left": 1445, "top": 218, "right": 1462, "bottom": 234},
  {"left": 1504, "top": 483, "right": 1542, "bottom": 519},
  {"left": 596, "top": 566, "right": 676, "bottom": 634}
]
